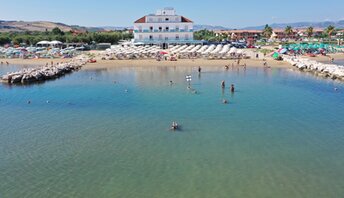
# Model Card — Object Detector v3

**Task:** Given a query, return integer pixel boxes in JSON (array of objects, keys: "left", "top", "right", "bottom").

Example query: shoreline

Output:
[
  {"left": 2, "top": 52, "right": 343, "bottom": 73},
  {"left": 0, "top": 58, "right": 292, "bottom": 70}
]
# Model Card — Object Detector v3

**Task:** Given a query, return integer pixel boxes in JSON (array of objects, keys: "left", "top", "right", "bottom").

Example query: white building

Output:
[{"left": 133, "top": 8, "right": 199, "bottom": 47}]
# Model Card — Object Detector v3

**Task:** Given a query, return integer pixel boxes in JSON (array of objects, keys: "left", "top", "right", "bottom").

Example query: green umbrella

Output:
[{"left": 273, "top": 52, "right": 279, "bottom": 59}]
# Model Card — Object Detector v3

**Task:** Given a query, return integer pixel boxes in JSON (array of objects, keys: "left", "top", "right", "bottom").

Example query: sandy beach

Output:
[
  {"left": 0, "top": 56, "right": 292, "bottom": 70},
  {"left": 302, "top": 53, "right": 344, "bottom": 63}
]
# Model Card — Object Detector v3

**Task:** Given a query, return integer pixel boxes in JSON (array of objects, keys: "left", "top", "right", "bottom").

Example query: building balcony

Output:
[
  {"left": 134, "top": 29, "right": 193, "bottom": 33},
  {"left": 134, "top": 38, "right": 200, "bottom": 44}
]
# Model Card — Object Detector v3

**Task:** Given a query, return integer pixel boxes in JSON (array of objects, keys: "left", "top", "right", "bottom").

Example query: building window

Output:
[
  {"left": 185, "top": 34, "right": 189, "bottom": 40},
  {"left": 158, "top": 18, "right": 162, "bottom": 22},
  {"left": 148, "top": 18, "right": 153, "bottom": 22},
  {"left": 176, "top": 35, "right": 179, "bottom": 40},
  {"left": 165, "top": 27, "right": 169, "bottom": 32},
  {"left": 185, "top": 25, "right": 189, "bottom": 31},
  {"left": 165, "top": 18, "right": 169, "bottom": 21},
  {"left": 165, "top": 37, "right": 168, "bottom": 40},
  {"left": 159, "top": 35, "right": 162, "bottom": 40},
  {"left": 138, "top": 26, "right": 142, "bottom": 32},
  {"left": 159, "top": 27, "right": 162, "bottom": 32},
  {"left": 149, "top": 35, "right": 153, "bottom": 40},
  {"left": 176, "top": 26, "right": 179, "bottom": 31},
  {"left": 150, "top": 26, "right": 153, "bottom": 32},
  {"left": 139, "top": 35, "right": 143, "bottom": 40}
]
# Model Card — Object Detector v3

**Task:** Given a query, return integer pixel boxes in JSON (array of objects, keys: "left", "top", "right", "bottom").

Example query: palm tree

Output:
[
  {"left": 262, "top": 24, "right": 273, "bottom": 39},
  {"left": 284, "top": 26, "right": 293, "bottom": 38},
  {"left": 325, "top": 25, "right": 336, "bottom": 38},
  {"left": 306, "top": 26, "right": 314, "bottom": 38}
]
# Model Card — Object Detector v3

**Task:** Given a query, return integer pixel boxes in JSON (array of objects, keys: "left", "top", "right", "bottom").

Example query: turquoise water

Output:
[{"left": 1, "top": 64, "right": 344, "bottom": 198}]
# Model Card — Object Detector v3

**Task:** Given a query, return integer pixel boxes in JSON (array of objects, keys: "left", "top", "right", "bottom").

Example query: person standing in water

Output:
[
  {"left": 198, "top": 66, "right": 202, "bottom": 73},
  {"left": 221, "top": 80, "right": 226, "bottom": 88},
  {"left": 230, "top": 84, "right": 235, "bottom": 93}
]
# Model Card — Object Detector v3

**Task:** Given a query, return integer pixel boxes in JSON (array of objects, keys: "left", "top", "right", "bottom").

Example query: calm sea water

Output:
[{"left": 1, "top": 64, "right": 344, "bottom": 198}]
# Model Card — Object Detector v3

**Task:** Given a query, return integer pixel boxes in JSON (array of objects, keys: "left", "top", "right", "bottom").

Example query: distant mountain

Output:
[
  {"left": 242, "top": 20, "right": 344, "bottom": 30},
  {"left": 193, "top": 24, "right": 231, "bottom": 31}
]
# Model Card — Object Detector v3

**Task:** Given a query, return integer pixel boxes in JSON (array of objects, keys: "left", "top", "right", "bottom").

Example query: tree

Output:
[
  {"left": 262, "top": 24, "right": 273, "bottom": 39},
  {"left": 194, "top": 29, "right": 217, "bottom": 41},
  {"left": 0, "top": 35, "right": 11, "bottom": 45},
  {"left": 52, "top": 27, "right": 65, "bottom": 35},
  {"left": 284, "top": 26, "right": 293, "bottom": 38},
  {"left": 306, "top": 26, "right": 314, "bottom": 38},
  {"left": 325, "top": 25, "right": 335, "bottom": 37}
]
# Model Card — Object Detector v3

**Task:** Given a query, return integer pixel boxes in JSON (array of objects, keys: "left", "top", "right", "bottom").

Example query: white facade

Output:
[{"left": 133, "top": 8, "right": 195, "bottom": 44}]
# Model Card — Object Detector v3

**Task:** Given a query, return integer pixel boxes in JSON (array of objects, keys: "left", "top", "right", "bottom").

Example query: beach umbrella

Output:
[
  {"left": 272, "top": 52, "right": 279, "bottom": 59},
  {"left": 279, "top": 48, "right": 287, "bottom": 54},
  {"left": 160, "top": 51, "right": 168, "bottom": 55},
  {"left": 229, "top": 47, "right": 237, "bottom": 54}
]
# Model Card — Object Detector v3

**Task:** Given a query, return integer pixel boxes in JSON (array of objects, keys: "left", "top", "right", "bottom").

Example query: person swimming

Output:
[
  {"left": 225, "top": 65, "right": 229, "bottom": 70},
  {"left": 222, "top": 99, "right": 228, "bottom": 104},
  {"left": 230, "top": 84, "right": 235, "bottom": 93},
  {"left": 171, "top": 121, "right": 179, "bottom": 130},
  {"left": 221, "top": 80, "right": 226, "bottom": 88}
]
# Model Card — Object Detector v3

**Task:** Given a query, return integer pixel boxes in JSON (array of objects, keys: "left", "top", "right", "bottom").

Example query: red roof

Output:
[
  {"left": 134, "top": 16, "right": 146, "bottom": 23},
  {"left": 134, "top": 15, "right": 193, "bottom": 23},
  {"left": 181, "top": 16, "right": 193, "bottom": 23}
]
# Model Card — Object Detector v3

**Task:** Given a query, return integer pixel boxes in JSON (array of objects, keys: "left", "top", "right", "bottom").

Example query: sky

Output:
[{"left": 1, "top": 0, "right": 344, "bottom": 28}]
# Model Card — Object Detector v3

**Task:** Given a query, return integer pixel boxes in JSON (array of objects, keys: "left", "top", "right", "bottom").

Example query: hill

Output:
[{"left": 0, "top": 20, "right": 76, "bottom": 32}]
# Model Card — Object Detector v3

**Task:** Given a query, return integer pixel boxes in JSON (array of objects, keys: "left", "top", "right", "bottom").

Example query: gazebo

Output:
[
  {"left": 50, "top": 41, "right": 63, "bottom": 48},
  {"left": 36, "top": 40, "right": 63, "bottom": 48},
  {"left": 36, "top": 41, "right": 51, "bottom": 47}
]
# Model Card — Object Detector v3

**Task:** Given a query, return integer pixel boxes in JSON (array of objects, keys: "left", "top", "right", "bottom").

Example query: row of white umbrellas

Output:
[
  {"left": 102, "top": 45, "right": 162, "bottom": 59},
  {"left": 101, "top": 44, "right": 246, "bottom": 60},
  {"left": 170, "top": 44, "right": 244, "bottom": 56}
]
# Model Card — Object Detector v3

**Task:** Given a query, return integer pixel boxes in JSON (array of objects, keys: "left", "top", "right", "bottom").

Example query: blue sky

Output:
[{"left": 1, "top": 0, "right": 343, "bottom": 28}]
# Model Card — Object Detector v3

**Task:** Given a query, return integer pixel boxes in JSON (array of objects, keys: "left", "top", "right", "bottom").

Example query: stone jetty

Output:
[
  {"left": 283, "top": 55, "right": 344, "bottom": 81},
  {"left": 1, "top": 55, "right": 90, "bottom": 84}
]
